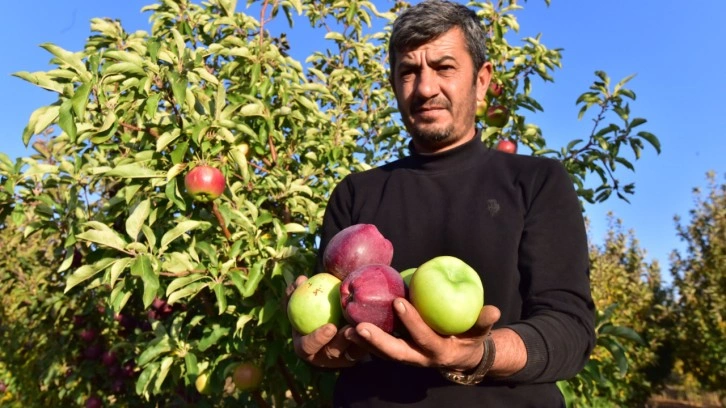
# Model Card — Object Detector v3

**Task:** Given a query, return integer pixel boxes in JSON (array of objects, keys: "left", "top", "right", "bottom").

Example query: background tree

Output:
[
  {"left": 0, "top": 0, "right": 660, "bottom": 406},
  {"left": 669, "top": 171, "right": 726, "bottom": 399},
  {"left": 558, "top": 216, "right": 670, "bottom": 407}
]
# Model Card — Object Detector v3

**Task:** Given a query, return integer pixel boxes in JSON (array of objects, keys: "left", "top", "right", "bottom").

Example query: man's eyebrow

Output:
[{"left": 396, "top": 55, "right": 457, "bottom": 71}]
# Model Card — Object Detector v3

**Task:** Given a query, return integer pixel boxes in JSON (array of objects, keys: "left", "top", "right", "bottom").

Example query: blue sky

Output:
[{"left": 1, "top": 1, "right": 725, "bottom": 277}]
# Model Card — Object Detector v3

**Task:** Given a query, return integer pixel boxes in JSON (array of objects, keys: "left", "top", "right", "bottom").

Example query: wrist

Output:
[{"left": 440, "top": 335, "right": 496, "bottom": 385}]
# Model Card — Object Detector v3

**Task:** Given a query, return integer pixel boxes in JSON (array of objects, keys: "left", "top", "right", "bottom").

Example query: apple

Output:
[
  {"left": 475, "top": 100, "right": 488, "bottom": 118},
  {"left": 79, "top": 328, "right": 97, "bottom": 343},
  {"left": 184, "top": 165, "right": 225, "bottom": 202},
  {"left": 323, "top": 224, "right": 394, "bottom": 280},
  {"left": 487, "top": 81, "right": 504, "bottom": 99},
  {"left": 85, "top": 396, "right": 103, "bottom": 408},
  {"left": 287, "top": 273, "right": 343, "bottom": 335},
  {"left": 409, "top": 256, "right": 484, "bottom": 335},
  {"left": 232, "top": 363, "right": 263, "bottom": 391},
  {"left": 399, "top": 268, "right": 416, "bottom": 287},
  {"left": 195, "top": 371, "right": 212, "bottom": 395},
  {"left": 484, "top": 105, "right": 510, "bottom": 128},
  {"left": 0, "top": 381, "right": 6, "bottom": 393},
  {"left": 340, "top": 264, "right": 406, "bottom": 333},
  {"left": 495, "top": 139, "right": 517, "bottom": 154},
  {"left": 101, "top": 351, "right": 117, "bottom": 367}
]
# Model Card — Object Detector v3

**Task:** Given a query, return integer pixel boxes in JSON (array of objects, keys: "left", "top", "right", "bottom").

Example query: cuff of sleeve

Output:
[{"left": 502, "top": 322, "right": 548, "bottom": 383}]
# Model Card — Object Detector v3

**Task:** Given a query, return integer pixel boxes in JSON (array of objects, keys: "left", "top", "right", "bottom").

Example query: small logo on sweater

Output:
[{"left": 487, "top": 199, "right": 500, "bottom": 216}]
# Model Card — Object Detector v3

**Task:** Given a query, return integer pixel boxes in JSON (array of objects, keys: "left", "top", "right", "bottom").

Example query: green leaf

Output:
[
  {"left": 104, "top": 62, "right": 147, "bottom": 77},
  {"left": 169, "top": 71, "right": 188, "bottom": 108},
  {"left": 40, "top": 43, "right": 90, "bottom": 81},
  {"left": 599, "top": 324, "right": 645, "bottom": 344},
  {"left": 167, "top": 281, "right": 209, "bottom": 305},
  {"left": 160, "top": 220, "right": 210, "bottom": 251},
  {"left": 213, "top": 282, "right": 227, "bottom": 315},
  {"left": 58, "top": 99, "right": 77, "bottom": 141},
  {"left": 72, "top": 82, "right": 92, "bottom": 119},
  {"left": 198, "top": 325, "right": 231, "bottom": 352},
  {"left": 22, "top": 104, "right": 60, "bottom": 145},
  {"left": 126, "top": 199, "right": 151, "bottom": 241},
  {"left": 154, "top": 356, "right": 175, "bottom": 391},
  {"left": 166, "top": 273, "right": 208, "bottom": 297},
  {"left": 110, "top": 257, "right": 134, "bottom": 288},
  {"left": 77, "top": 221, "right": 128, "bottom": 252},
  {"left": 138, "top": 338, "right": 173, "bottom": 366},
  {"left": 637, "top": 131, "right": 661, "bottom": 154},
  {"left": 64, "top": 257, "right": 116, "bottom": 293},
  {"left": 105, "top": 163, "right": 164, "bottom": 178},
  {"left": 184, "top": 352, "right": 199, "bottom": 376},
  {"left": 132, "top": 254, "right": 159, "bottom": 309},
  {"left": 136, "top": 361, "right": 159, "bottom": 397}
]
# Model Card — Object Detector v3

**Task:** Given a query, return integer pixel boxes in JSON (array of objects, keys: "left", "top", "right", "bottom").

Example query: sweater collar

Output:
[{"left": 405, "top": 129, "right": 488, "bottom": 172}]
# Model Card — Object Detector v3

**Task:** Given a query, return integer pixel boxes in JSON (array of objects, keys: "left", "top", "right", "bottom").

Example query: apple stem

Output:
[
  {"left": 211, "top": 201, "right": 232, "bottom": 240},
  {"left": 276, "top": 357, "right": 305, "bottom": 405}
]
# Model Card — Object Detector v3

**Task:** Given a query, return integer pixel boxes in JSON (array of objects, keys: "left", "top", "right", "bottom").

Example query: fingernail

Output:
[
  {"left": 358, "top": 328, "right": 371, "bottom": 339},
  {"left": 395, "top": 300, "right": 406, "bottom": 313}
]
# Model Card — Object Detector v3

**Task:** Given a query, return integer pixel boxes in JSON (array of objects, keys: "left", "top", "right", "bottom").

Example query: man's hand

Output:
[
  {"left": 343, "top": 297, "right": 501, "bottom": 372},
  {"left": 286, "top": 276, "right": 369, "bottom": 368}
]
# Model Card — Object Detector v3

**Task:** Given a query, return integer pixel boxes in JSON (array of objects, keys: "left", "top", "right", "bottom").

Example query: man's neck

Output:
[{"left": 412, "top": 128, "right": 477, "bottom": 155}]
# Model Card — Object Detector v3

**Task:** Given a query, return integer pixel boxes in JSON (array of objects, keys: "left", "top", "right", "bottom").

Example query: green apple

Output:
[
  {"left": 400, "top": 268, "right": 416, "bottom": 287},
  {"left": 287, "top": 273, "right": 343, "bottom": 335},
  {"left": 409, "top": 256, "right": 484, "bottom": 335}
]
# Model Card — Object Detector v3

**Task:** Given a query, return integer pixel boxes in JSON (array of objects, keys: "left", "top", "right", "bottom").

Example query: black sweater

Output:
[{"left": 317, "top": 135, "right": 596, "bottom": 407}]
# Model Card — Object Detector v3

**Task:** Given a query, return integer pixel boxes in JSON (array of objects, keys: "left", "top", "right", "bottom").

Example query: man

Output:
[{"left": 289, "top": 0, "right": 596, "bottom": 406}]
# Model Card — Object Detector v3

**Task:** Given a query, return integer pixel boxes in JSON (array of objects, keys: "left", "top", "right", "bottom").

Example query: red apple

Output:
[
  {"left": 85, "top": 396, "right": 103, "bottom": 408},
  {"left": 79, "top": 328, "right": 97, "bottom": 343},
  {"left": 340, "top": 264, "right": 406, "bottom": 333},
  {"left": 0, "top": 381, "right": 7, "bottom": 393},
  {"left": 184, "top": 165, "right": 225, "bottom": 202},
  {"left": 101, "top": 351, "right": 117, "bottom": 367},
  {"left": 323, "top": 224, "right": 394, "bottom": 280},
  {"left": 484, "top": 105, "right": 510, "bottom": 128},
  {"left": 495, "top": 139, "right": 517, "bottom": 154},
  {"left": 232, "top": 363, "right": 263, "bottom": 391},
  {"left": 487, "top": 81, "right": 504, "bottom": 99}
]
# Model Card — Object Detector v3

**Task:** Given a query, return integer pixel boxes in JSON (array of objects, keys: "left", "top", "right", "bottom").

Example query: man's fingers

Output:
[
  {"left": 296, "top": 323, "right": 337, "bottom": 356},
  {"left": 464, "top": 305, "right": 501, "bottom": 338},
  {"left": 392, "top": 298, "right": 442, "bottom": 351}
]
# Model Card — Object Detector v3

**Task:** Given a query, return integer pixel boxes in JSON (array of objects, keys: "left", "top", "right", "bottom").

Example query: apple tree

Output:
[
  {"left": 2, "top": 0, "right": 660, "bottom": 405},
  {"left": 669, "top": 171, "right": 726, "bottom": 396}
]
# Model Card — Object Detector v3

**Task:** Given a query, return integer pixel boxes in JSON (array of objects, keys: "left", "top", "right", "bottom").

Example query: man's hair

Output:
[{"left": 388, "top": 0, "right": 487, "bottom": 81}]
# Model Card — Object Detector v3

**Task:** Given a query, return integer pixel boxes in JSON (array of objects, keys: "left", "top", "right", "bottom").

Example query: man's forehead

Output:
[{"left": 396, "top": 30, "right": 466, "bottom": 63}]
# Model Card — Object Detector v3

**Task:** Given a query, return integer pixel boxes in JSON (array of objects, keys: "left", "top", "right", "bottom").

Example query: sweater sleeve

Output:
[{"left": 502, "top": 160, "right": 596, "bottom": 383}]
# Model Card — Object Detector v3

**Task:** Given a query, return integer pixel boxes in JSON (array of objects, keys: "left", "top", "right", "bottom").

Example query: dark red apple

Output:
[
  {"left": 85, "top": 396, "right": 103, "bottom": 408},
  {"left": 340, "top": 264, "right": 406, "bottom": 333},
  {"left": 101, "top": 351, "right": 117, "bottom": 367},
  {"left": 0, "top": 381, "right": 6, "bottom": 393},
  {"left": 184, "top": 165, "right": 225, "bottom": 202},
  {"left": 83, "top": 343, "right": 103, "bottom": 360},
  {"left": 323, "top": 224, "right": 394, "bottom": 280},
  {"left": 232, "top": 362, "right": 263, "bottom": 391},
  {"left": 79, "top": 328, "right": 97, "bottom": 343},
  {"left": 495, "top": 139, "right": 517, "bottom": 154},
  {"left": 484, "top": 105, "right": 510, "bottom": 128},
  {"left": 487, "top": 81, "right": 503, "bottom": 99}
]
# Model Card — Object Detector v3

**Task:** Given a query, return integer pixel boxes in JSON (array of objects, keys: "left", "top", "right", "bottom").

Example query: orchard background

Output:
[{"left": 0, "top": 0, "right": 724, "bottom": 407}]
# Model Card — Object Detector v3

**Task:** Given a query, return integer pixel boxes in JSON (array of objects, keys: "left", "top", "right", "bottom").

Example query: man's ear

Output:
[{"left": 476, "top": 62, "right": 493, "bottom": 103}]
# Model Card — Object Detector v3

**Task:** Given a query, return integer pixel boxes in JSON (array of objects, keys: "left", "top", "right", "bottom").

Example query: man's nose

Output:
[{"left": 415, "top": 68, "right": 439, "bottom": 99}]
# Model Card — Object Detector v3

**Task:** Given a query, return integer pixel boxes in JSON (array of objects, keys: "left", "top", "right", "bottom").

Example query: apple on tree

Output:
[
  {"left": 184, "top": 165, "right": 226, "bottom": 202},
  {"left": 487, "top": 81, "right": 504, "bottom": 99},
  {"left": 287, "top": 273, "right": 343, "bottom": 335},
  {"left": 323, "top": 224, "right": 394, "bottom": 280},
  {"left": 232, "top": 362, "right": 263, "bottom": 391},
  {"left": 340, "top": 264, "right": 406, "bottom": 333},
  {"left": 409, "top": 256, "right": 484, "bottom": 335},
  {"left": 484, "top": 105, "right": 510, "bottom": 128},
  {"left": 495, "top": 139, "right": 517, "bottom": 154}
]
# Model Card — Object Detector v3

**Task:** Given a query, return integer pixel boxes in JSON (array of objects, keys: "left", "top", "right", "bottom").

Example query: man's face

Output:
[{"left": 391, "top": 28, "right": 491, "bottom": 153}]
